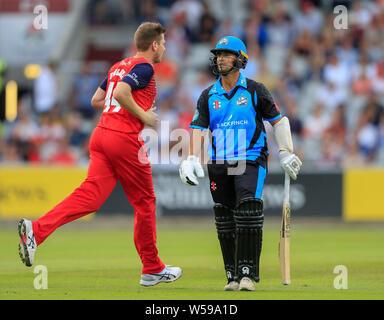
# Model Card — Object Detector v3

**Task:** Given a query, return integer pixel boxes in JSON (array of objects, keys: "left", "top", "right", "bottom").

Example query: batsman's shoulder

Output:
[
  {"left": 250, "top": 80, "right": 274, "bottom": 100},
  {"left": 197, "top": 84, "right": 215, "bottom": 103},
  {"left": 246, "top": 78, "right": 267, "bottom": 91},
  {"left": 245, "top": 77, "right": 258, "bottom": 86},
  {"left": 203, "top": 84, "right": 215, "bottom": 96}
]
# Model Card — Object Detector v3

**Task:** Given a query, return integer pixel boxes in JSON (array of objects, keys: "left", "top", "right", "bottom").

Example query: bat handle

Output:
[{"left": 284, "top": 172, "right": 290, "bottom": 203}]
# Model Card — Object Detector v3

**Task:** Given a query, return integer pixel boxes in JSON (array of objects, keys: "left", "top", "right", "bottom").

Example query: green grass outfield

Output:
[{"left": 0, "top": 217, "right": 383, "bottom": 300}]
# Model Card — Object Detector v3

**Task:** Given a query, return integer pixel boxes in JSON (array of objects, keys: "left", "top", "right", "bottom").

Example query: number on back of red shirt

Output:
[{"left": 104, "top": 81, "right": 121, "bottom": 113}]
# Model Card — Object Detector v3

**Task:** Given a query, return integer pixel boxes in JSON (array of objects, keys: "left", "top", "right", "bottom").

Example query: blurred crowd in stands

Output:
[{"left": 1, "top": 0, "right": 384, "bottom": 169}]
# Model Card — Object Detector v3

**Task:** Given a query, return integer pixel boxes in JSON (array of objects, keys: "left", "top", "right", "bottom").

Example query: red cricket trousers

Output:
[{"left": 32, "top": 126, "right": 165, "bottom": 274}]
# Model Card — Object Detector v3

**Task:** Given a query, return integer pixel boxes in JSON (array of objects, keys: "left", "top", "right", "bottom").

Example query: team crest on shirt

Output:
[
  {"left": 236, "top": 96, "right": 248, "bottom": 106},
  {"left": 213, "top": 100, "right": 221, "bottom": 110}
]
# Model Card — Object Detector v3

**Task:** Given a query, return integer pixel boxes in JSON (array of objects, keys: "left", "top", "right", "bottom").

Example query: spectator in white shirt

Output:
[{"left": 34, "top": 62, "right": 57, "bottom": 114}]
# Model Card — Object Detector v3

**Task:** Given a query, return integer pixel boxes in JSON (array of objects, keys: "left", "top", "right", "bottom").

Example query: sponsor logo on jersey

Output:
[
  {"left": 125, "top": 72, "right": 139, "bottom": 86},
  {"left": 216, "top": 119, "right": 249, "bottom": 128}
]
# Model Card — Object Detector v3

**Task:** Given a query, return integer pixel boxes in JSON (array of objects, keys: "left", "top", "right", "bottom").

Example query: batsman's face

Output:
[
  {"left": 216, "top": 51, "right": 237, "bottom": 72},
  {"left": 153, "top": 34, "right": 166, "bottom": 64}
]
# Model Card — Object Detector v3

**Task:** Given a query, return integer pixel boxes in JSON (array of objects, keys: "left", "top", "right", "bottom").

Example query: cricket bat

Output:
[{"left": 279, "top": 172, "right": 291, "bottom": 285}]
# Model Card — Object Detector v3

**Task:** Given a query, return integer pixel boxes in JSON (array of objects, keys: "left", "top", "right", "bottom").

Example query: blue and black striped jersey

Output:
[{"left": 190, "top": 73, "right": 281, "bottom": 165}]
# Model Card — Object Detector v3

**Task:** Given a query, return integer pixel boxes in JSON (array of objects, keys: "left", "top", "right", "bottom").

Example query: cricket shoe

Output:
[
  {"left": 224, "top": 281, "right": 239, "bottom": 291},
  {"left": 239, "top": 277, "right": 255, "bottom": 291},
  {"left": 140, "top": 265, "right": 182, "bottom": 286},
  {"left": 18, "top": 219, "right": 37, "bottom": 267}
]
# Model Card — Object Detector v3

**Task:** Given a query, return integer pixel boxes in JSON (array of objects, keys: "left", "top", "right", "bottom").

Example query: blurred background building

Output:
[{"left": 1, "top": 0, "right": 384, "bottom": 169}]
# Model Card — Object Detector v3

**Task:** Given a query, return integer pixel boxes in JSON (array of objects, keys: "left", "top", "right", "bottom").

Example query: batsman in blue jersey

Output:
[{"left": 179, "top": 36, "right": 302, "bottom": 291}]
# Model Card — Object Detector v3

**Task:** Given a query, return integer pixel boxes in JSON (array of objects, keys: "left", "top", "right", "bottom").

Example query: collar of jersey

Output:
[{"left": 209, "top": 73, "right": 247, "bottom": 96}]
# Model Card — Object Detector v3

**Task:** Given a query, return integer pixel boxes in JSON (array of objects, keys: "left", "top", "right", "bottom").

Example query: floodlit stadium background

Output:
[{"left": 0, "top": 0, "right": 384, "bottom": 221}]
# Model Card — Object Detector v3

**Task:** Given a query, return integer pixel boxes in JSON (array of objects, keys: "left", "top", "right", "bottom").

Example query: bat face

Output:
[
  {"left": 280, "top": 173, "right": 291, "bottom": 285},
  {"left": 279, "top": 201, "right": 291, "bottom": 285}
]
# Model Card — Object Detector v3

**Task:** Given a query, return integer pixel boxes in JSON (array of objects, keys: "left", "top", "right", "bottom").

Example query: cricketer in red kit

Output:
[{"left": 18, "top": 22, "right": 182, "bottom": 286}]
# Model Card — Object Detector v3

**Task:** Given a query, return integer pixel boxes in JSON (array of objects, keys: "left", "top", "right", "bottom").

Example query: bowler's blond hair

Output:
[{"left": 134, "top": 22, "right": 166, "bottom": 52}]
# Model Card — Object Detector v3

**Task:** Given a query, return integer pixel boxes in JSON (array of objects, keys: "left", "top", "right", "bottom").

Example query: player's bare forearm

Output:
[
  {"left": 113, "top": 82, "right": 147, "bottom": 122},
  {"left": 91, "top": 87, "right": 106, "bottom": 109}
]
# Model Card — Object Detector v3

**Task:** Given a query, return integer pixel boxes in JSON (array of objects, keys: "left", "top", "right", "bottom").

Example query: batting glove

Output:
[
  {"left": 280, "top": 151, "right": 302, "bottom": 180},
  {"left": 179, "top": 155, "right": 205, "bottom": 186}
]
